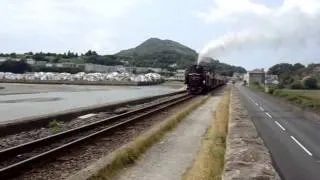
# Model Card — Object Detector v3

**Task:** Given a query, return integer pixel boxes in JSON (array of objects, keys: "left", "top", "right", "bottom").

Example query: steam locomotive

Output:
[{"left": 184, "top": 64, "right": 226, "bottom": 95}]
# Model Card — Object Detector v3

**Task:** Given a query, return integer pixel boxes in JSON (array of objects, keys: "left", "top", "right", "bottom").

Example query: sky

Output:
[{"left": 0, "top": 0, "right": 319, "bottom": 70}]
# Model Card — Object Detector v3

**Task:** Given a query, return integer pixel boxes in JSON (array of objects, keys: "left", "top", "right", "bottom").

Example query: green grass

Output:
[
  {"left": 249, "top": 83, "right": 265, "bottom": 92},
  {"left": 89, "top": 96, "right": 209, "bottom": 180},
  {"left": 48, "top": 120, "right": 63, "bottom": 134},
  {"left": 273, "top": 89, "right": 320, "bottom": 110},
  {"left": 182, "top": 88, "right": 230, "bottom": 180}
]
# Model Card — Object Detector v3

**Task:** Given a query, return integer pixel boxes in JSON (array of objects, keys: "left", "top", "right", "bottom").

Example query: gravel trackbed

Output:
[{"left": 114, "top": 93, "right": 223, "bottom": 180}]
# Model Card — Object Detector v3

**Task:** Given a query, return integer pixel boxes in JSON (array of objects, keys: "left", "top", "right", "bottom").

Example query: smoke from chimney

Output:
[{"left": 197, "top": 0, "right": 320, "bottom": 64}]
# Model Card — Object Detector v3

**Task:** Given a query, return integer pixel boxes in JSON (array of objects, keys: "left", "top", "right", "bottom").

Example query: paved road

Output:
[{"left": 236, "top": 84, "right": 320, "bottom": 180}]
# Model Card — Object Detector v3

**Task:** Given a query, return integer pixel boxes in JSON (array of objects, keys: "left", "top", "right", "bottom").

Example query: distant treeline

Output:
[
  {"left": 199, "top": 57, "right": 247, "bottom": 76},
  {"left": 268, "top": 63, "right": 320, "bottom": 89},
  {"left": 0, "top": 60, "right": 83, "bottom": 74},
  {"left": 0, "top": 51, "right": 126, "bottom": 66},
  {"left": 0, "top": 50, "right": 247, "bottom": 76}
]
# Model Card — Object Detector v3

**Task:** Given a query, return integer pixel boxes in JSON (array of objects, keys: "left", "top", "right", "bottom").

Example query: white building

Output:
[
  {"left": 84, "top": 63, "right": 120, "bottom": 73},
  {"left": 0, "top": 58, "right": 7, "bottom": 62},
  {"left": 26, "top": 58, "right": 35, "bottom": 65}
]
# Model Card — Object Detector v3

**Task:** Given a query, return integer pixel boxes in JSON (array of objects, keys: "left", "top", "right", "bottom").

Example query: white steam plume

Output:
[{"left": 198, "top": 0, "right": 320, "bottom": 64}]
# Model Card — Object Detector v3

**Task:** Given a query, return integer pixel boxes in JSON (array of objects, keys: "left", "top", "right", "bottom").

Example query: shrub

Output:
[
  {"left": 49, "top": 120, "right": 63, "bottom": 134},
  {"left": 277, "top": 83, "right": 285, "bottom": 89},
  {"left": 290, "top": 80, "right": 304, "bottom": 89},
  {"left": 303, "top": 76, "right": 318, "bottom": 89},
  {"left": 267, "top": 86, "right": 277, "bottom": 94}
]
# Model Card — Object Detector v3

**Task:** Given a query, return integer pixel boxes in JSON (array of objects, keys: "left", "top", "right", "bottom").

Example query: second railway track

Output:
[{"left": 0, "top": 92, "right": 193, "bottom": 179}]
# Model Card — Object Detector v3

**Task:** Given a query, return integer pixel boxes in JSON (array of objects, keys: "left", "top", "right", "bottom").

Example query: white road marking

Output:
[
  {"left": 255, "top": 102, "right": 259, "bottom": 106},
  {"left": 260, "top": 107, "right": 265, "bottom": 111},
  {"left": 265, "top": 112, "right": 272, "bottom": 118},
  {"left": 290, "top": 136, "right": 313, "bottom": 156},
  {"left": 78, "top": 113, "right": 97, "bottom": 119},
  {"left": 274, "top": 121, "right": 286, "bottom": 131}
]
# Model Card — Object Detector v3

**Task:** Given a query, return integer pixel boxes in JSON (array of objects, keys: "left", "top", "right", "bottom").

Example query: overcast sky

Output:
[{"left": 1, "top": 0, "right": 320, "bottom": 70}]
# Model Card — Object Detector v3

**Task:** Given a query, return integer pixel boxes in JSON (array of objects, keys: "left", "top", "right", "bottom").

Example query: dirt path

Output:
[{"left": 114, "top": 94, "right": 222, "bottom": 180}]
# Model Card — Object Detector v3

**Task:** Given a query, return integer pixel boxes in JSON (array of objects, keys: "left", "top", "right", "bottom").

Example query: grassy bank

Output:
[
  {"left": 273, "top": 89, "right": 320, "bottom": 110},
  {"left": 182, "top": 88, "right": 230, "bottom": 180},
  {"left": 89, "top": 96, "right": 209, "bottom": 180},
  {"left": 249, "top": 83, "right": 265, "bottom": 92}
]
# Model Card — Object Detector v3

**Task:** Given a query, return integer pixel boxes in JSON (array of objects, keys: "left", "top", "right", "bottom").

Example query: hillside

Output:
[
  {"left": 117, "top": 38, "right": 197, "bottom": 56},
  {"left": 199, "top": 57, "right": 247, "bottom": 76},
  {"left": 116, "top": 38, "right": 198, "bottom": 69},
  {"left": 0, "top": 38, "right": 247, "bottom": 75}
]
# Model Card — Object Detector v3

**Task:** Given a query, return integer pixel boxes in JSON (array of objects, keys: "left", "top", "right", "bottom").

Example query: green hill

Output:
[{"left": 116, "top": 38, "right": 198, "bottom": 69}]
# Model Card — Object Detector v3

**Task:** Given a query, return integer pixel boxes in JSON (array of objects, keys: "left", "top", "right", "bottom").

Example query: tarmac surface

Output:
[{"left": 237, "top": 84, "right": 320, "bottom": 180}]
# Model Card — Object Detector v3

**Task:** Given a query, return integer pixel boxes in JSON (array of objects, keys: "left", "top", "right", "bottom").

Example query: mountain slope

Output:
[
  {"left": 115, "top": 38, "right": 247, "bottom": 75},
  {"left": 116, "top": 38, "right": 197, "bottom": 69},
  {"left": 117, "top": 38, "right": 197, "bottom": 56}
]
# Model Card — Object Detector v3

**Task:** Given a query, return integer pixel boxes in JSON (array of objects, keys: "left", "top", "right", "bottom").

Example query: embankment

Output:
[{"left": 222, "top": 88, "right": 280, "bottom": 180}]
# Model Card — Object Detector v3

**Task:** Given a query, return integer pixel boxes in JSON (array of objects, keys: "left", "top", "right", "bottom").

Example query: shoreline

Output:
[{"left": 0, "top": 79, "right": 164, "bottom": 86}]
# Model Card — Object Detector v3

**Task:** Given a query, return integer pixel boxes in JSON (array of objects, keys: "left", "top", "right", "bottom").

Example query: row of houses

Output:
[
  {"left": 0, "top": 57, "right": 183, "bottom": 75},
  {"left": 243, "top": 68, "right": 279, "bottom": 86}
]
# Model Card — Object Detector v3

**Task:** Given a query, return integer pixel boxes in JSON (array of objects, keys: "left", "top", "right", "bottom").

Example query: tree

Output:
[
  {"left": 0, "top": 60, "right": 31, "bottom": 73},
  {"left": 85, "top": 50, "right": 98, "bottom": 56},
  {"left": 33, "top": 53, "right": 47, "bottom": 61},
  {"left": 24, "top": 52, "right": 33, "bottom": 55},
  {"left": 290, "top": 80, "right": 304, "bottom": 89},
  {"left": 292, "top": 63, "right": 305, "bottom": 71},
  {"left": 268, "top": 63, "right": 293, "bottom": 75},
  {"left": 303, "top": 76, "right": 318, "bottom": 89},
  {"left": 10, "top": 53, "right": 17, "bottom": 58}
]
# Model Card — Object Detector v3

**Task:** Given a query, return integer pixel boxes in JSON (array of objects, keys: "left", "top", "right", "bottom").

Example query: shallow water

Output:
[{"left": 0, "top": 86, "right": 177, "bottom": 122}]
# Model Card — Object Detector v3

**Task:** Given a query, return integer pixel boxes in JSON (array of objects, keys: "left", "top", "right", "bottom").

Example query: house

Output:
[
  {"left": 245, "top": 68, "right": 265, "bottom": 86},
  {"left": 45, "top": 63, "right": 54, "bottom": 67},
  {"left": 233, "top": 72, "right": 245, "bottom": 80},
  {"left": 265, "top": 74, "right": 279, "bottom": 85},
  {"left": 135, "top": 67, "right": 150, "bottom": 73},
  {"left": 174, "top": 69, "right": 186, "bottom": 81},
  {"left": 34, "top": 61, "right": 47, "bottom": 66},
  {"left": 26, "top": 58, "right": 35, "bottom": 65},
  {"left": 84, "top": 63, "right": 120, "bottom": 73},
  {"left": 0, "top": 57, "right": 7, "bottom": 62}
]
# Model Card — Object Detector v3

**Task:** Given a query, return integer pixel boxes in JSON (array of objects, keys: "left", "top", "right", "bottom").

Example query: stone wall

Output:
[{"left": 222, "top": 88, "right": 281, "bottom": 180}]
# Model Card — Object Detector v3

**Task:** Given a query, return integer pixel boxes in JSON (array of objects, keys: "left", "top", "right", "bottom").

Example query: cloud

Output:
[
  {"left": 196, "top": 0, "right": 320, "bottom": 66},
  {"left": 0, "top": 0, "right": 144, "bottom": 53}
]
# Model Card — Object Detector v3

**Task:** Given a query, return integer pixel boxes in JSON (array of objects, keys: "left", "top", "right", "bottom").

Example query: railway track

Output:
[{"left": 0, "top": 92, "right": 193, "bottom": 179}]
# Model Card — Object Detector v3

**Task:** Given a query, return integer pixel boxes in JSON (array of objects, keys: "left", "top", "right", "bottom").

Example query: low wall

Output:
[
  {"left": 222, "top": 88, "right": 280, "bottom": 180},
  {"left": 0, "top": 90, "right": 186, "bottom": 136},
  {"left": 0, "top": 79, "right": 164, "bottom": 86}
]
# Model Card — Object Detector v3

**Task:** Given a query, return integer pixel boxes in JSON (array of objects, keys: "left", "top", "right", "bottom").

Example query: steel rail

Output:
[{"left": 0, "top": 93, "right": 193, "bottom": 179}]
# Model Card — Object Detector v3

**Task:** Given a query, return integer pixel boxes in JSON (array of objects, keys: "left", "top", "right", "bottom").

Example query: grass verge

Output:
[
  {"left": 89, "top": 96, "right": 209, "bottom": 180},
  {"left": 182, "top": 88, "right": 231, "bottom": 180},
  {"left": 273, "top": 89, "right": 320, "bottom": 110}
]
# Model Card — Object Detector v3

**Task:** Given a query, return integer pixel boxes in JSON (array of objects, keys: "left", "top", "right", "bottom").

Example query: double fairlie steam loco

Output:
[{"left": 184, "top": 64, "right": 226, "bottom": 94}]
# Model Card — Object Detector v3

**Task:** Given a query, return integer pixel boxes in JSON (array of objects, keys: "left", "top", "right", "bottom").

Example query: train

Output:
[{"left": 184, "top": 64, "right": 227, "bottom": 95}]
